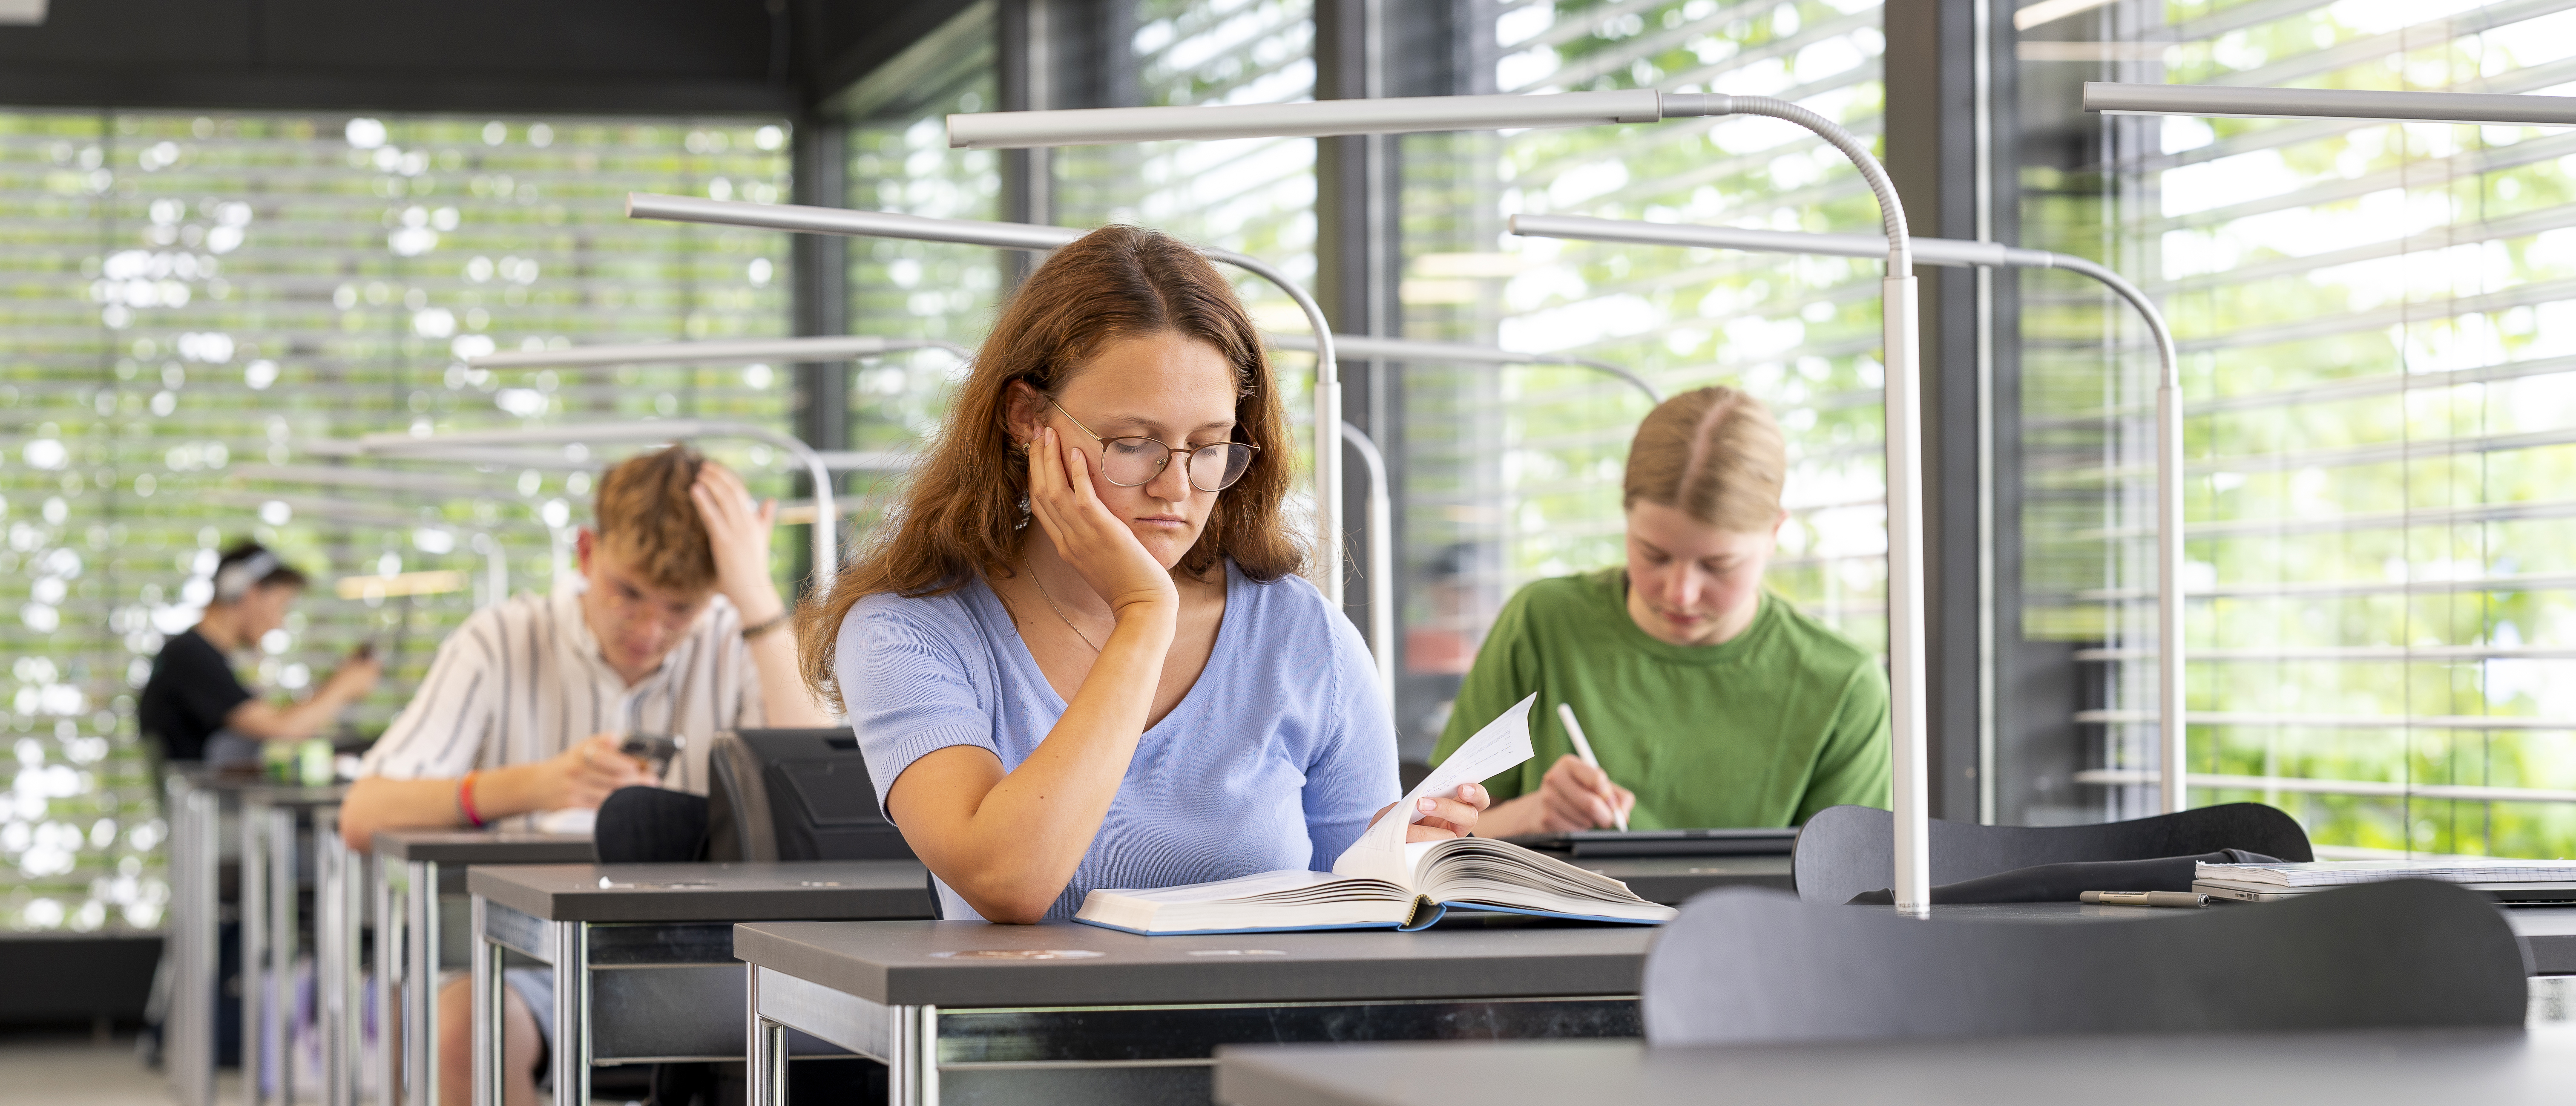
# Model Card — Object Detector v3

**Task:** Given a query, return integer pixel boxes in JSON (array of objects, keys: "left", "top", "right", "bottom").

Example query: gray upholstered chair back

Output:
[
  {"left": 1791, "top": 802, "right": 2313, "bottom": 904},
  {"left": 1645, "top": 880, "right": 2527, "bottom": 1046}
]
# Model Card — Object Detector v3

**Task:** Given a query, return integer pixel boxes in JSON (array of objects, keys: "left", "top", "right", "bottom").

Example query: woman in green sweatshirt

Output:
[{"left": 1435, "top": 386, "right": 1890, "bottom": 835}]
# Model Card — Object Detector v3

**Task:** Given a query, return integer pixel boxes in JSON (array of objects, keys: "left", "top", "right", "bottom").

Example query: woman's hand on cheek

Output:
[{"left": 1024, "top": 426, "right": 1179, "bottom": 616}]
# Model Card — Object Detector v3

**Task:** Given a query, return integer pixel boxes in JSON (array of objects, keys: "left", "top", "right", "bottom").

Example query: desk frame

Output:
[
  {"left": 742, "top": 963, "right": 1638, "bottom": 1106},
  {"left": 240, "top": 790, "right": 342, "bottom": 1106},
  {"left": 164, "top": 776, "right": 224, "bottom": 1106},
  {"left": 468, "top": 896, "right": 852, "bottom": 1106}
]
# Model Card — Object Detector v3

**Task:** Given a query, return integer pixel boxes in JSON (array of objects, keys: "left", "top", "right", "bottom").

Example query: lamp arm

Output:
[
  {"left": 1566, "top": 358, "right": 1665, "bottom": 404},
  {"left": 1339, "top": 421, "right": 1394, "bottom": 706},
  {"left": 1204, "top": 247, "right": 1344, "bottom": 607},
  {"left": 705, "top": 422, "right": 840, "bottom": 599},
  {"left": 361, "top": 419, "right": 839, "bottom": 598},
  {"left": 1671, "top": 95, "right": 1912, "bottom": 273},
  {"left": 1670, "top": 91, "right": 1928, "bottom": 913},
  {"left": 2046, "top": 252, "right": 2186, "bottom": 813},
  {"left": 625, "top": 193, "right": 1338, "bottom": 605}
]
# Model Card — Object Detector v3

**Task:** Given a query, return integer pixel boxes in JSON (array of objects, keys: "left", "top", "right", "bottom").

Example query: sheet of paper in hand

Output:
[{"left": 1074, "top": 695, "right": 1678, "bottom": 935}]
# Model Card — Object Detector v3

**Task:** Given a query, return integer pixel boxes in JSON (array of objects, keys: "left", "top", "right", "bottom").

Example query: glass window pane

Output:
[{"left": 0, "top": 109, "right": 791, "bottom": 932}]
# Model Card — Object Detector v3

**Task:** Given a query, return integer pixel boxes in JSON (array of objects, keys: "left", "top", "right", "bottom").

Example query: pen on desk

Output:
[
  {"left": 1554, "top": 702, "right": 1630, "bottom": 832},
  {"left": 2080, "top": 890, "right": 2207, "bottom": 908}
]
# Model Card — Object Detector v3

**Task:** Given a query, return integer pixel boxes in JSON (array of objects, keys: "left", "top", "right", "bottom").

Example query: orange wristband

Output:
[{"left": 459, "top": 770, "right": 487, "bottom": 829}]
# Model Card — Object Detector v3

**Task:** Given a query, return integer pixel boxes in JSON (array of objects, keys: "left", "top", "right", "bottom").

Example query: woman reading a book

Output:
[
  {"left": 799, "top": 226, "right": 1484, "bottom": 924},
  {"left": 1439, "top": 386, "right": 1891, "bottom": 836}
]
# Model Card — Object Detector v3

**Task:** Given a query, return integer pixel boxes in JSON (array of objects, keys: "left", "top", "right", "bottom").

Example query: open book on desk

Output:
[{"left": 1075, "top": 695, "right": 1680, "bottom": 935}]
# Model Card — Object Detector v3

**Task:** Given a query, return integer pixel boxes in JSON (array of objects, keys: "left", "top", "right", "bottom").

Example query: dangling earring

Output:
[{"left": 1014, "top": 494, "right": 1031, "bottom": 531}]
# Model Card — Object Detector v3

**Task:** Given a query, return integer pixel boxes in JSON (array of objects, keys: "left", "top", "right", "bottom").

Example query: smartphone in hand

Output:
[{"left": 619, "top": 734, "right": 681, "bottom": 777}]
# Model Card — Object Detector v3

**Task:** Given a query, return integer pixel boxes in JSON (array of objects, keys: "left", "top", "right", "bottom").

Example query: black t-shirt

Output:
[{"left": 138, "top": 628, "right": 254, "bottom": 763}]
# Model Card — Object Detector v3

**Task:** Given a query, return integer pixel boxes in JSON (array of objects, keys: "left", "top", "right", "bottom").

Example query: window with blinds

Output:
[
  {"left": 1054, "top": 0, "right": 1322, "bottom": 416},
  {"left": 2021, "top": 0, "right": 2576, "bottom": 854},
  {"left": 0, "top": 109, "right": 790, "bottom": 932},
  {"left": 837, "top": 4, "right": 1004, "bottom": 527},
  {"left": 1399, "top": 0, "right": 1890, "bottom": 750}
]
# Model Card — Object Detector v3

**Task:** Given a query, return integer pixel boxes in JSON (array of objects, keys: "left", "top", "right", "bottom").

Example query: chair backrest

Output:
[
  {"left": 707, "top": 733, "right": 778, "bottom": 862},
  {"left": 1791, "top": 802, "right": 2313, "bottom": 904},
  {"left": 594, "top": 786, "right": 710, "bottom": 864},
  {"left": 1644, "top": 880, "right": 2527, "bottom": 1046},
  {"left": 712, "top": 728, "right": 916, "bottom": 862}
]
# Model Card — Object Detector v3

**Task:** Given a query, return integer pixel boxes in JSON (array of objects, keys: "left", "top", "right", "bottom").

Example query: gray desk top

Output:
[
  {"left": 371, "top": 830, "right": 595, "bottom": 865},
  {"left": 469, "top": 861, "right": 932, "bottom": 923},
  {"left": 1214, "top": 1025, "right": 2576, "bottom": 1106},
  {"left": 734, "top": 918, "right": 1656, "bottom": 1008},
  {"left": 231, "top": 782, "right": 349, "bottom": 806},
  {"left": 1580, "top": 855, "right": 1792, "bottom": 903}
]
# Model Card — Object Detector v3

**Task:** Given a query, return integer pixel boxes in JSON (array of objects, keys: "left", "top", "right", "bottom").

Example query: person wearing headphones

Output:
[{"left": 138, "top": 541, "right": 382, "bottom": 769}]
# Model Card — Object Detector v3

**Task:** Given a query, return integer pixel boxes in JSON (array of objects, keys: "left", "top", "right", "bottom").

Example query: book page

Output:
[{"left": 1332, "top": 694, "right": 1537, "bottom": 883}]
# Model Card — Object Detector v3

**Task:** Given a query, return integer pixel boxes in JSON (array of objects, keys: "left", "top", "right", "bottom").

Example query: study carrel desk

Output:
[
  {"left": 733, "top": 917, "right": 1656, "bottom": 1106},
  {"left": 1213, "top": 1023, "right": 2576, "bottom": 1106},
  {"left": 467, "top": 861, "right": 932, "bottom": 1106},
  {"left": 365, "top": 831, "right": 593, "bottom": 1106}
]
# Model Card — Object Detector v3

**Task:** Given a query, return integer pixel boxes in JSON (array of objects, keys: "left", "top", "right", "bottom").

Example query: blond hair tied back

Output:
[{"left": 1621, "top": 386, "right": 1786, "bottom": 532}]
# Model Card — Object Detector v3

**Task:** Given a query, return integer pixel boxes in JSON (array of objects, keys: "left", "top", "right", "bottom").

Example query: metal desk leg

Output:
[
  {"left": 170, "top": 780, "right": 218, "bottom": 1106},
  {"left": 407, "top": 861, "right": 440, "bottom": 1106},
  {"left": 550, "top": 922, "right": 589, "bottom": 1106},
  {"left": 371, "top": 854, "right": 396, "bottom": 1106},
  {"left": 242, "top": 801, "right": 271, "bottom": 1106},
  {"left": 334, "top": 837, "right": 365, "bottom": 1106},
  {"left": 470, "top": 896, "right": 502, "bottom": 1106},
  {"left": 746, "top": 971, "right": 787, "bottom": 1106},
  {"left": 888, "top": 1004, "right": 937, "bottom": 1106},
  {"left": 268, "top": 804, "right": 300, "bottom": 1106},
  {"left": 316, "top": 813, "right": 344, "bottom": 1106}
]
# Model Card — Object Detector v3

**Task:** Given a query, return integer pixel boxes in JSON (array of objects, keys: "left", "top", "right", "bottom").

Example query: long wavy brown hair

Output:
[{"left": 796, "top": 224, "right": 1304, "bottom": 709}]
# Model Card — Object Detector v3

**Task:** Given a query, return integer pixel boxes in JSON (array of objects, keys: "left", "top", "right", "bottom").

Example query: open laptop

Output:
[{"left": 1502, "top": 828, "right": 1798, "bottom": 858}]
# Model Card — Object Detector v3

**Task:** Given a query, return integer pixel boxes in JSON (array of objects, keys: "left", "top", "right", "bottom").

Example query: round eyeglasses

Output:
[{"left": 1047, "top": 398, "right": 1259, "bottom": 493}]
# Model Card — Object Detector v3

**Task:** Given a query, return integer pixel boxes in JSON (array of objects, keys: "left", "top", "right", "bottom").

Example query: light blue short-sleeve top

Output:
[{"left": 834, "top": 561, "right": 1400, "bottom": 921}]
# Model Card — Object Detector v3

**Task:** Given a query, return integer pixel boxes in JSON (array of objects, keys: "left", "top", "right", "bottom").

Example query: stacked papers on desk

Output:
[
  {"left": 2194, "top": 859, "right": 2576, "bottom": 903},
  {"left": 2198, "top": 859, "right": 2576, "bottom": 886}
]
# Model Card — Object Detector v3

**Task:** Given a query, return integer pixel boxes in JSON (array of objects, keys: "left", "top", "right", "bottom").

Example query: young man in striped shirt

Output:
[{"left": 340, "top": 444, "right": 828, "bottom": 1105}]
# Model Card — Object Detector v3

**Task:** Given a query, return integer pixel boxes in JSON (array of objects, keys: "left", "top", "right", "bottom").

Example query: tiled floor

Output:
[
  {"left": 0, "top": 986, "right": 2567, "bottom": 1106},
  {"left": 0, "top": 1034, "right": 221, "bottom": 1106}
]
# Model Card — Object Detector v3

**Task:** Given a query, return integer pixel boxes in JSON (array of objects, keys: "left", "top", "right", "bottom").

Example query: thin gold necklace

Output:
[{"left": 1031, "top": 571, "right": 1103, "bottom": 653}]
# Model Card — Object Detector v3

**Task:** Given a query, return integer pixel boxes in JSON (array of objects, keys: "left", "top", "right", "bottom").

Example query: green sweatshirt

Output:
[{"left": 1432, "top": 568, "right": 1890, "bottom": 828}]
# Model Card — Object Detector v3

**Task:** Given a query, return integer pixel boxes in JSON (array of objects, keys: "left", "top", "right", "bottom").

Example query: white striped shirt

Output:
[{"left": 357, "top": 587, "right": 765, "bottom": 798}]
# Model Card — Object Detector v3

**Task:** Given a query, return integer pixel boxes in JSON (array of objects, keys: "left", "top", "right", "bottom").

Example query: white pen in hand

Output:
[{"left": 1554, "top": 702, "right": 1630, "bottom": 832}]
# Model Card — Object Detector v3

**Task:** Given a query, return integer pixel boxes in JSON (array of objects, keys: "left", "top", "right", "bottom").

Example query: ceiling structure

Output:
[{"left": 0, "top": 0, "right": 972, "bottom": 115}]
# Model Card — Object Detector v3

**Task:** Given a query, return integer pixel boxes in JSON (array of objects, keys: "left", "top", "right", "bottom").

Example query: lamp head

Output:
[
  {"left": 946, "top": 90, "right": 1740, "bottom": 149},
  {"left": 2083, "top": 81, "right": 2576, "bottom": 128}
]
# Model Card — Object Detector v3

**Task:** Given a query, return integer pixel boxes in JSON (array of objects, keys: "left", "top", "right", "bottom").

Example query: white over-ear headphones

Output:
[{"left": 213, "top": 550, "right": 279, "bottom": 603}]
